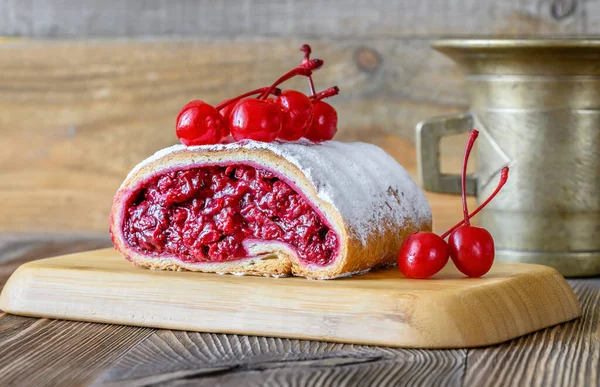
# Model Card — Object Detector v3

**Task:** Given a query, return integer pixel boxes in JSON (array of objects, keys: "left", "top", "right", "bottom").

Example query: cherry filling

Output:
[{"left": 123, "top": 164, "right": 339, "bottom": 266}]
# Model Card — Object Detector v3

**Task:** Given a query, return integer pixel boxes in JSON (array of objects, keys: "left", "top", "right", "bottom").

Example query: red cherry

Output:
[
  {"left": 449, "top": 226, "right": 495, "bottom": 277},
  {"left": 179, "top": 100, "right": 205, "bottom": 112},
  {"left": 276, "top": 90, "right": 314, "bottom": 141},
  {"left": 442, "top": 166, "right": 509, "bottom": 277},
  {"left": 445, "top": 129, "right": 505, "bottom": 278},
  {"left": 398, "top": 232, "right": 449, "bottom": 279},
  {"left": 216, "top": 87, "right": 283, "bottom": 137},
  {"left": 229, "top": 98, "right": 282, "bottom": 142},
  {"left": 305, "top": 100, "right": 337, "bottom": 142},
  {"left": 175, "top": 100, "right": 224, "bottom": 146}
]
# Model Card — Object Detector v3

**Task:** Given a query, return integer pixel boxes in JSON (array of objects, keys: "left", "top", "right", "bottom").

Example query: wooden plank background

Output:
[
  {"left": 0, "top": 0, "right": 596, "bottom": 233},
  {"left": 0, "top": 0, "right": 590, "bottom": 38}
]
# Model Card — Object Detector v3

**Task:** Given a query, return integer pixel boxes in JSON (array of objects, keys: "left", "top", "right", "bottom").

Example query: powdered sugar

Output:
[{"left": 125, "top": 140, "right": 431, "bottom": 245}]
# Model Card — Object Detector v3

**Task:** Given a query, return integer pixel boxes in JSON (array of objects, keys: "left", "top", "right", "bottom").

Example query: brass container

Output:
[{"left": 417, "top": 39, "right": 600, "bottom": 277}]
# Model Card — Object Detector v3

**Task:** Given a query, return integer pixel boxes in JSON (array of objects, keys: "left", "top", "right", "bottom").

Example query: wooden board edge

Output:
[{"left": 438, "top": 265, "right": 581, "bottom": 347}]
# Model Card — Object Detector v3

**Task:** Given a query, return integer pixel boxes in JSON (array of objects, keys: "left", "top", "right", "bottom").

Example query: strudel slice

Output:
[{"left": 110, "top": 140, "right": 431, "bottom": 279}]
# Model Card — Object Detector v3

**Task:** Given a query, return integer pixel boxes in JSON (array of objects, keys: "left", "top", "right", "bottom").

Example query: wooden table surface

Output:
[{"left": 0, "top": 235, "right": 598, "bottom": 387}]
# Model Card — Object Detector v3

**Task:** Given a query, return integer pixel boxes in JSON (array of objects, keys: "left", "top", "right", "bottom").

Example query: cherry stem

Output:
[
  {"left": 441, "top": 166, "right": 509, "bottom": 239},
  {"left": 215, "top": 87, "right": 281, "bottom": 111},
  {"left": 461, "top": 129, "right": 479, "bottom": 226},
  {"left": 301, "top": 44, "right": 316, "bottom": 96},
  {"left": 310, "top": 86, "right": 339, "bottom": 101},
  {"left": 258, "top": 59, "right": 324, "bottom": 100},
  {"left": 258, "top": 68, "right": 304, "bottom": 100},
  {"left": 307, "top": 76, "right": 316, "bottom": 96}
]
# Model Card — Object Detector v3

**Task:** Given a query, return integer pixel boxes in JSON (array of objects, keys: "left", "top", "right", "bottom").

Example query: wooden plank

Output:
[
  {"left": 0, "top": 236, "right": 155, "bottom": 387},
  {"left": 93, "top": 331, "right": 466, "bottom": 386},
  {"left": 464, "top": 279, "right": 600, "bottom": 387},
  {"left": 0, "top": 248, "right": 580, "bottom": 348},
  {"left": 0, "top": 40, "right": 465, "bottom": 140},
  {"left": 0, "top": 39, "right": 475, "bottom": 233},
  {"left": 0, "top": 234, "right": 111, "bottom": 290},
  {"left": 0, "top": 0, "right": 589, "bottom": 38},
  {"left": 0, "top": 314, "right": 155, "bottom": 387}
]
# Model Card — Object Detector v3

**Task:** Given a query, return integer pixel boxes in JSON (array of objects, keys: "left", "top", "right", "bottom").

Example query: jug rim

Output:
[{"left": 433, "top": 38, "right": 600, "bottom": 50}]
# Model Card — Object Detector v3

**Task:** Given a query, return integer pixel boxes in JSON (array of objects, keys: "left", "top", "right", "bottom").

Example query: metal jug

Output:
[{"left": 417, "top": 39, "right": 600, "bottom": 277}]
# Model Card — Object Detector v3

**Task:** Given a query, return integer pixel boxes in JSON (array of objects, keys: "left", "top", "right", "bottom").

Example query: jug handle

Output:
[{"left": 416, "top": 113, "right": 477, "bottom": 195}]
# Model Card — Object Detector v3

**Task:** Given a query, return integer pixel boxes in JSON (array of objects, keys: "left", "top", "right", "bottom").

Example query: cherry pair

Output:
[
  {"left": 175, "top": 45, "right": 339, "bottom": 146},
  {"left": 175, "top": 86, "right": 277, "bottom": 146},
  {"left": 398, "top": 129, "right": 510, "bottom": 279}
]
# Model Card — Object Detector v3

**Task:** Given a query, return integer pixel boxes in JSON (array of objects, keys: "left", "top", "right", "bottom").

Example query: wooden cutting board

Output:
[{"left": 0, "top": 248, "right": 580, "bottom": 348}]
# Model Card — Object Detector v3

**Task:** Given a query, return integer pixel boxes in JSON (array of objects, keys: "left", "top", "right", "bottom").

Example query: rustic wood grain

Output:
[
  {"left": 0, "top": 314, "right": 155, "bottom": 387},
  {"left": 0, "top": 234, "right": 111, "bottom": 291},
  {"left": 0, "top": 39, "right": 466, "bottom": 142},
  {"left": 0, "top": 237, "right": 156, "bottom": 387},
  {"left": 0, "top": 39, "right": 476, "bottom": 233},
  {"left": 93, "top": 331, "right": 466, "bottom": 386},
  {"left": 0, "top": 0, "right": 589, "bottom": 38}
]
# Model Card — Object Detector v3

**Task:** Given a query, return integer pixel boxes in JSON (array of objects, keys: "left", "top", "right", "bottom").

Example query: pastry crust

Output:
[{"left": 110, "top": 140, "right": 432, "bottom": 279}]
